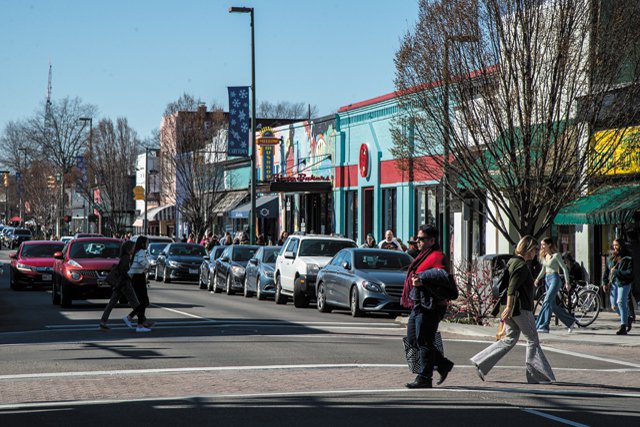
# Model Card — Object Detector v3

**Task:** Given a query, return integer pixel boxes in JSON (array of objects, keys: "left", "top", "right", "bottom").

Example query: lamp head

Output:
[{"left": 229, "top": 6, "right": 253, "bottom": 13}]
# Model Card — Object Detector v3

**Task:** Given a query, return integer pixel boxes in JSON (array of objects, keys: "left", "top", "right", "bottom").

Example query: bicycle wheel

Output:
[
  {"left": 573, "top": 289, "right": 600, "bottom": 327},
  {"left": 534, "top": 291, "right": 545, "bottom": 320}
]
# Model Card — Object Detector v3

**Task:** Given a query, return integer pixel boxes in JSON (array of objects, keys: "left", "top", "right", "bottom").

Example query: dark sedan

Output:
[
  {"left": 8, "top": 228, "right": 32, "bottom": 249},
  {"left": 9, "top": 241, "right": 65, "bottom": 290},
  {"left": 199, "top": 245, "right": 225, "bottom": 291},
  {"left": 154, "top": 243, "right": 207, "bottom": 283},
  {"left": 212, "top": 245, "right": 259, "bottom": 295},
  {"left": 243, "top": 246, "right": 281, "bottom": 299},
  {"left": 315, "top": 248, "right": 413, "bottom": 317},
  {"left": 146, "top": 242, "right": 169, "bottom": 280}
]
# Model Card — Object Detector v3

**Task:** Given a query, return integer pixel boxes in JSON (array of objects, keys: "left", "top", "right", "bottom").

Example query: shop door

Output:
[{"left": 363, "top": 187, "right": 374, "bottom": 239}]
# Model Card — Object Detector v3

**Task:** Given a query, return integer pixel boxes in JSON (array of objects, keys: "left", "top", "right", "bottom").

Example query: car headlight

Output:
[
  {"left": 232, "top": 266, "right": 245, "bottom": 276},
  {"left": 167, "top": 260, "right": 180, "bottom": 268},
  {"left": 70, "top": 272, "right": 82, "bottom": 281},
  {"left": 149, "top": 260, "right": 157, "bottom": 266},
  {"left": 16, "top": 263, "right": 34, "bottom": 272},
  {"left": 306, "top": 263, "right": 319, "bottom": 275},
  {"left": 264, "top": 270, "right": 274, "bottom": 278},
  {"left": 362, "top": 280, "right": 382, "bottom": 292},
  {"left": 68, "top": 260, "right": 82, "bottom": 268}
]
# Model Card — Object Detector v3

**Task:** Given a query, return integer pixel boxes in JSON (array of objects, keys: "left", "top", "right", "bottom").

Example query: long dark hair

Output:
[
  {"left": 120, "top": 240, "right": 135, "bottom": 257},
  {"left": 612, "top": 238, "right": 630, "bottom": 263},
  {"left": 133, "top": 236, "right": 148, "bottom": 254}
]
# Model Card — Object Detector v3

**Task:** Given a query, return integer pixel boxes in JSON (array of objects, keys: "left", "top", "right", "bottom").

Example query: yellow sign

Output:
[
  {"left": 593, "top": 126, "right": 640, "bottom": 175},
  {"left": 133, "top": 186, "right": 145, "bottom": 200}
]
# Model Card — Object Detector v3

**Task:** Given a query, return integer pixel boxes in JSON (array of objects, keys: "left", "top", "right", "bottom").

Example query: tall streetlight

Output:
[
  {"left": 18, "top": 147, "right": 28, "bottom": 227},
  {"left": 0, "top": 170, "right": 8, "bottom": 223},
  {"left": 79, "top": 117, "right": 93, "bottom": 233},
  {"left": 143, "top": 147, "right": 159, "bottom": 235},
  {"left": 229, "top": 5, "right": 256, "bottom": 245}
]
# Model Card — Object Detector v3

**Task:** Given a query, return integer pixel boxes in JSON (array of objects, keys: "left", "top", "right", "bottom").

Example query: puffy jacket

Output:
[{"left": 128, "top": 250, "right": 149, "bottom": 276}]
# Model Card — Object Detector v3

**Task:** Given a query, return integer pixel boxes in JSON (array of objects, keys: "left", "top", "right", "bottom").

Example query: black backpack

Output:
[{"left": 491, "top": 264, "right": 510, "bottom": 300}]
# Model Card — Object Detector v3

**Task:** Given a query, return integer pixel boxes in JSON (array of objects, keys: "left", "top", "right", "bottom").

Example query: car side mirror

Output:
[
  {"left": 342, "top": 261, "right": 351, "bottom": 270},
  {"left": 9, "top": 252, "right": 17, "bottom": 259},
  {"left": 203, "top": 255, "right": 210, "bottom": 260},
  {"left": 53, "top": 252, "right": 63, "bottom": 260},
  {"left": 249, "top": 258, "right": 258, "bottom": 265},
  {"left": 284, "top": 251, "right": 295, "bottom": 259},
  {"left": 220, "top": 256, "right": 230, "bottom": 262}
]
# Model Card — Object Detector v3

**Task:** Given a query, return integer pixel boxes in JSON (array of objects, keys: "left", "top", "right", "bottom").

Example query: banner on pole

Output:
[{"left": 227, "top": 86, "right": 250, "bottom": 157}]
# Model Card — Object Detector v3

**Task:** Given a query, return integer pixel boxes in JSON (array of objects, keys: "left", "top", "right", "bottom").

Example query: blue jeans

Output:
[
  {"left": 610, "top": 283, "right": 632, "bottom": 326},
  {"left": 406, "top": 306, "right": 446, "bottom": 379},
  {"left": 535, "top": 273, "right": 575, "bottom": 330}
]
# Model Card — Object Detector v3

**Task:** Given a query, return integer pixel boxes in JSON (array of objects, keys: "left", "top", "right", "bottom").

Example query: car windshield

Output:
[
  {"left": 262, "top": 248, "right": 279, "bottom": 263},
  {"left": 232, "top": 247, "right": 258, "bottom": 261},
  {"left": 168, "top": 244, "right": 207, "bottom": 256},
  {"left": 354, "top": 251, "right": 413, "bottom": 270},
  {"left": 299, "top": 239, "right": 356, "bottom": 257},
  {"left": 69, "top": 241, "right": 121, "bottom": 259},
  {"left": 211, "top": 247, "right": 225, "bottom": 259},
  {"left": 21, "top": 243, "right": 64, "bottom": 258},
  {"left": 15, "top": 229, "right": 31, "bottom": 236},
  {"left": 148, "top": 243, "right": 167, "bottom": 255}
]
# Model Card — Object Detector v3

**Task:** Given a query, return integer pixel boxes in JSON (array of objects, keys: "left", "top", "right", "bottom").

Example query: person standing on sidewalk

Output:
[
  {"left": 123, "top": 236, "right": 153, "bottom": 333},
  {"left": 471, "top": 235, "right": 556, "bottom": 384},
  {"left": 602, "top": 239, "right": 634, "bottom": 335},
  {"left": 100, "top": 241, "right": 145, "bottom": 330},
  {"left": 401, "top": 224, "right": 455, "bottom": 389},
  {"left": 534, "top": 238, "right": 576, "bottom": 333}
]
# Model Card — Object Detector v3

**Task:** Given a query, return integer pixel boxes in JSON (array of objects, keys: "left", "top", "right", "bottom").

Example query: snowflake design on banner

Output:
[
  {"left": 227, "top": 86, "right": 250, "bottom": 157},
  {"left": 240, "top": 90, "right": 248, "bottom": 99}
]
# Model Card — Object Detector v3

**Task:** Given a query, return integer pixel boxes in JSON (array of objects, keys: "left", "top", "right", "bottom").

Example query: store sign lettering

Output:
[{"left": 272, "top": 174, "right": 329, "bottom": 183}]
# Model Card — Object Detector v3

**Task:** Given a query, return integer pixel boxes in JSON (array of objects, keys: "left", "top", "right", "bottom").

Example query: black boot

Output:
[
  {"left": 627, "top": 317, "right": 633, "bottom": 332},
  {"left": 436, "top": 359, "right": 455, "bottom": 385},
  {"left": 406, "top": 375, "right": 433, "bottom": 389},
  {"left": 616, "top": 325, "right": 627, "bottom": 335}
]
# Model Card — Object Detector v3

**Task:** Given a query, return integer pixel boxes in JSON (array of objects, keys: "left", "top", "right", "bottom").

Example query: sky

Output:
[{"left": 1, "top": 0, "right": 419, "bottom": 140}]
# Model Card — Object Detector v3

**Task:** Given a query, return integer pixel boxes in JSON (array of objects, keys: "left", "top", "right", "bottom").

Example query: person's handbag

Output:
[
  {"left": 105, "top": 266, "right": 122, "bottom": 288},
  {"left": 402, "top": 332, "right": 445, "bottom": 374}
]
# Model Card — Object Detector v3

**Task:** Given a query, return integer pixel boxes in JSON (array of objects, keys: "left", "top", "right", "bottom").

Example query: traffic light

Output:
[
  {"left": 64, "top": 215, "right": 71, "bottom": 223},
  {"left": 3, "top": 172, "right": 8, "bottom": 188},
  {"left": 47, "top": 175, "right": 56, "bottom": 189}
]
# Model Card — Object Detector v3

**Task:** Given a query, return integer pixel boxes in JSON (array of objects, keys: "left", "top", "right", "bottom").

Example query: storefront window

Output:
[
  {"left": 381, "top": 188, "right": 397, "bottom": 234},
  {"left": 345, "top": 190, "right": 358, "bottom": 242},
  {"left": 415, "top": 186, "right": 438, "bottom": 230}
]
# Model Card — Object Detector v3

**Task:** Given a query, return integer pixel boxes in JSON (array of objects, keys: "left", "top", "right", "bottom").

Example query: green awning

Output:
[{"left": 554, "top": 184, "right": 640, "bottom": 225}]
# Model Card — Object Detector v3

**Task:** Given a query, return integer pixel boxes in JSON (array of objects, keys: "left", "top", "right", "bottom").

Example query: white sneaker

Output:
[
  {"left": 136, "top": 325, "right": 151, "bottom": 333},
  {"left": 567, "top": 322, "right": 577, "bottom": 333},
  {"left": 122, "top": 315, "right": 133, "bottom": 329}
]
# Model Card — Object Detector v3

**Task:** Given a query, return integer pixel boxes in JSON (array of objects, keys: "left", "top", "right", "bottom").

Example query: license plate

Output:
[
  {"left": 189, "top": 269, "right": 198, "bottom": 274},
  {"left": 97, "top": 279, "right": 109, "bottom": 287},
  {"left": 42, "top": 274, "right": 52, "bottom": 281}
]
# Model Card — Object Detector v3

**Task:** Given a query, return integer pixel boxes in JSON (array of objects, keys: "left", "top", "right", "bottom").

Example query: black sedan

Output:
[
  {"left": 243, "top": 246, "right": 281, "bottom": 299},
  {"left": 199, "top": 245, "right": 226, "bottom": 291},
  {"left": 8, "top": 228, "right": 32, "bottom": 249},
  {"left": 212, "top": 245, "right": 259, "bottom": 295},
  {"left": 146, "top": 242, "right": 169, "bottom": 280},
  {"left": 315, "top": 248, "right": 413, "bottom": 317},
  {"left": 154, "top": 243, "right": 207, "bottom": 283}
]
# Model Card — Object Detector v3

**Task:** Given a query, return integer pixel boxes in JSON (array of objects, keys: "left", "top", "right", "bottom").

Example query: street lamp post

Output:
[
  {"left": 229, "top": 6, "right": 257, "bottom": 245},
  {"left": 143, "top": 147, "right": 154, "bottom": 235},
  {"left": 18, "top": 147, "right": 28, "bottom": 228},
  {"left": 0, "top": 171, "right": 8, "bottom": 223},
  {"left": 79, "top": 117, "right": 93, "bottom": 233}
]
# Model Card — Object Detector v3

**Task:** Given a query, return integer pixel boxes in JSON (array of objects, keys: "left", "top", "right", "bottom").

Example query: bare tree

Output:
[
  {"left": 393, "top": 0, "right": 640, "bottom": 244},
  {"left": 257, "top": 101, "right": 317, "bottom": 119},
  {"left": 78, "top": 118, "right": 140, "bottom": 235},
  {"left": 160, "top": 95, "right": 231, "bottom": 241}
]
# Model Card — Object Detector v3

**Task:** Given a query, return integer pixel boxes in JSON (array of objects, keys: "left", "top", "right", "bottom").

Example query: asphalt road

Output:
[{"left": 0, "top": 249, "right": 638, "bottom": 426}]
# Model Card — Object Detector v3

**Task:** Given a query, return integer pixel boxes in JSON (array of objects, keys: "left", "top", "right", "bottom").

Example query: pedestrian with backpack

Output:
[{"left": 471, "top": 235, "right": 556, "bottom": 384}]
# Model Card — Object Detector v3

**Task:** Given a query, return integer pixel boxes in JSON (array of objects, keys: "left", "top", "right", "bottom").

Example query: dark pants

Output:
[
  {"left": 129, "top": 274, "right": 148, "bottom": 325},
  {"left": 406, "top": 305, "right": 448, "bottom": 379}
]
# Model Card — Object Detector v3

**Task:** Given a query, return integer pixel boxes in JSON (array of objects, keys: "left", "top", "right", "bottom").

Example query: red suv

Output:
[
  {"left": 52, "top": 237, "right": 122, "bottom": 307},
  {"left": 9, "top": 241, "right": 65, "bottom": 290}
]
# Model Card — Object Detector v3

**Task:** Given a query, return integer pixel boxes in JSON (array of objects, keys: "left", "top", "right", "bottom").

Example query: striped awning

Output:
[{"left": 133, "top": 204, "right": 176, "bottom": 227}]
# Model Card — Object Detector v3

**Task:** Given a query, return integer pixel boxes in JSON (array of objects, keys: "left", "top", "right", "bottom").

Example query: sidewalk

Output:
[{"left": 398, "top": 310, "right": 640, "bottom": 347}]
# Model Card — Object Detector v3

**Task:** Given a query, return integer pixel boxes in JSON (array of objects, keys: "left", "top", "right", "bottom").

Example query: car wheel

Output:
[
  {"left": 243, "top": 277, "right": 253, "bottom": 298},
  {"left": 207, "top": 271, "right": 214, "bottom": 292},
  {"left": 199, "top": 270, "right": 208, "bottom": 290},
  {"left": 163, "top": 267, "right": 171, "bottom": 283},
  {"left": 256, "top": 278, "right": 266, "bottom": 301},
  {"left": 155, "top": 265, "right": 161, "bottom": 282},
  {"left": 60, "top": 280, "right": 72, "bottom": 308},
  {"left": 316, "top": 282, "right": 332, "bottom": 313},
  {"left": 350, "top": 286, "right": 363, "bottom": 318},
  {"left": 213, "top": 273, "right": 222, "bottom": 293},
  {"left": 275, "top": 275, "right": 287, "bottom": 305},
  {"left": 226, "top": 275, "right": 235, "bottom": 295},
  {"left": 9, "top": 269, "right": 18, "bottom": 291},
  {"left": 52, "top": 278, "right": 61, "bottom": 305},
  {"left": 293, "top": 276, "right": 309, "bottom": 308}
]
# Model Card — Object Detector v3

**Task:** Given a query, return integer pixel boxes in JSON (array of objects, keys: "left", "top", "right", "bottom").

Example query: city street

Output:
[{"left": 0, "top": 250, "right": 639, "bottom": 426}]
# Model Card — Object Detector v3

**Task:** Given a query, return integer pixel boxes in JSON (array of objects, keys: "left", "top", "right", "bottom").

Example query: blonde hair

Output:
[
  {"left": 515, "top": 235, "right": 538, "bottom": 257},
  {"left": 538, "top": 237, "right": 557, "bottom": 262}
]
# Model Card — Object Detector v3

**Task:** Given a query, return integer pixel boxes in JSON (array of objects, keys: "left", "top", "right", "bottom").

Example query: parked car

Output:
[
  {"left": 212, "top": 245, "right": 260, "bottom": 295},
  {"left": 73, "top": 233, "right": 104, "bottom": 239},
  {"left": 315, "top": 248, "right": 413, "bottom": 317},
  {"left": 243, "top": 246, "right": 281, "bottom": 299},
  {"left": 154, "top": 243, "right": 207, "bottom": 283},
  {"left": 131, "top": 235, "right": 174, "bottom": 245},
  {"left": 60, "top": 236, "right": 74, "bottom": 244},
  {"left": 9, "top": 241, "right": 65, "bottom": 290},
  {"left": 199, "top": 245, "right": 225, "bottom": 291},
  {"left": 51, "top": 237, "right": 122, "bottom": 307},
  {"left": 0, "top": 226, "right": 15, "bottom": 248},
  {"left": 274, "top": 234, "right": 357, "bottom": 307},
  {"left": 8, "top": 228, "right": 32, "bottom": 249},
  {"left": 146, "top": 242, "right": 169, "bottom": 280}
]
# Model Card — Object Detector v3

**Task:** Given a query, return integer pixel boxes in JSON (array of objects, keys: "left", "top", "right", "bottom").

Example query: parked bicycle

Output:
[{"left": 534, "top": 279, "right": 601, "bottom": 327}]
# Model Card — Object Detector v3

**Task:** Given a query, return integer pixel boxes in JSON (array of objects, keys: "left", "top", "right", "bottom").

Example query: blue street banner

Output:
[
  {"left": 227, "top": 86, "right": 250, "bottom": 157},
  {"left": 75, "top": 155, "right": 87, "bottom": 191},
  {"left": 15, "top": 172, "right": 22, "bottom": 195}
]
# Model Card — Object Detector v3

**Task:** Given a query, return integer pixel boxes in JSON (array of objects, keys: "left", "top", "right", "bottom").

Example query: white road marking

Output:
[
  {"left": 540, "top": 345, "right": 640, "bottom": 369},
  {"left": 522, "top": 408, "right": 590, "bottom": 427}
]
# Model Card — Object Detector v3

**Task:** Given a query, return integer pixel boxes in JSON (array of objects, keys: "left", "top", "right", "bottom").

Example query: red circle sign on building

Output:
[{"left": 359, "top": 143, "right": 370, "bottom": 178}]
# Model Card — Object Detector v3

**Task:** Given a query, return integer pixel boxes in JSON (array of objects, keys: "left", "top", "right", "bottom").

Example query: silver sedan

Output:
[{"left": 315, "top": 248, "right": 413, "bottom": 317}]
